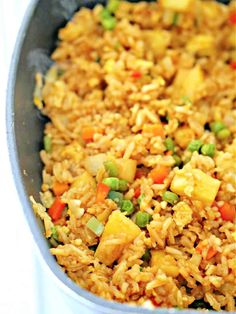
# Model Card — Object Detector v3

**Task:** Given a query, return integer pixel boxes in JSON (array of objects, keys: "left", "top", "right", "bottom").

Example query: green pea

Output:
[
  {"left": 120, "top": 199, "right": 134, "bottom": 215},
  {"left": 142, "top": 248, "right": 151, "bottom": 262},
  {"left": 165, "top": 137, "right": 175, "bottom": 152},
  {"left": 104, "top": 160, "right": 118, "bottom": 177},
  {"left": 107, "top": 191, "right": 123, "bottom": 207},
  {"left": 200, "top": 143, "right": 215, "bottom": 158},
  {"left": 187, "top": 140, "right": 203, "bottom": 152},
  {"left": 210, "top": 121, "right": 226, "bottom": 134},
  {"left": 102, "top": 177, "right": 119, "bottom": 190},
  {"left": 135, "top": 211, "right": 152, "bottom": 228},
  {"left": 217, "top": 128, "right": 231, "bottom": 140},
  {"left": 162, "top": 191, "right": 179, "bottom": 205},
  {"left": 118, "top": 179, "right": 128, "bottom": 192},
  {"left": 44, "top": 135, "right": 52, "bottom": 153}
]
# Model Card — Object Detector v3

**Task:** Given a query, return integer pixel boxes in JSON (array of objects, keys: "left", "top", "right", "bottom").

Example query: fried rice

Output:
[{"left": 31, "top": 0, "right": 236, "bottom": 311}]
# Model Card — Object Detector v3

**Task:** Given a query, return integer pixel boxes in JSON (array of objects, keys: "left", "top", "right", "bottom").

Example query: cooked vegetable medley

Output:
[{"left": 31, "top": 0, "right": 236, "bottom": 311}]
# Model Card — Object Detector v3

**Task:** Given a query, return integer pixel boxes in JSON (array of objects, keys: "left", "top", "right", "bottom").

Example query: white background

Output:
[
  {"left": 0, "top": 2, "right": 92, "bottom": 314},
  {"left": 0, "top": 0, "right": 36, "bottom": 313}
]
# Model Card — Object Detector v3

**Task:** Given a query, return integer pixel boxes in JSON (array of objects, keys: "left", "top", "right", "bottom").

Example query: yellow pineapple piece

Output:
[
  {"left": 84, "top": 154, "right": 107, "bottom": 176},
  {"left": 95, "top": 211, "right": 141, "bottom": 265},
  {"left": 71, "top": 171, "right": 96, "bottom": 190},
  {"left": 173, "top": 201, "right": 193, "bottom": 230},
  {"left": 187, "top": 35, "right": 215, "bottom": 56},
  {"left": 151, "top": 250, "right": 179, "bottom": 277},
  {"left": 170, "top": 168, "right": 221, "bottom": 206},
  {"left": 117, "top": 159, "right": 137, "bottom": 183},
  {"left": 144, "top": 30, "right": 171, "bottom": 56},
  {"left": 160, "top": 0, "right": 194, "bottom": 12},
  {"left": 174, "top": 65, "right": 204, "bottom": 102},
  {"left": 174, "top": 127, "right": 195, "bottom": 149}
]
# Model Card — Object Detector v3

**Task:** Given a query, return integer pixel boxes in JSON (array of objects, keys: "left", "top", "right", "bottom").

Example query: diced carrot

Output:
[
  {"left": 134, "top": 186, "right": 141, "bottom": 198},
  {"left": 131, "top": 71, "right": 142, "bottom": 78},
  {"left": 196, "top": 242, "right": 217, "bottom": 260},
  {"left": 218, "top": 202, "right": 236, "bottom": 222},
  {"left": 149, "top": 165, "right": 170, "bottom": 184},
  {"left": 230, "top": 62, "right": 236, "bottom": 70},
  {"left": 196, "top": 241, "right": 205, "bottom": 254},
  {"left": 166, "top": 150, "right": 173, "bottom": 156},
  {"left": 143, "top": 124, "right": 165, "bottom": 138},
  {"left": 82, "top": 127, "right": 96, "bottom": 142},
  {"left": 96, "top": 183, "right": 110, "bottom": 203},
  {"left": 52, "top": 181, "right": 69, "bottom": 196},
  {"left": 48, "top": 197, "right": 66, "bottom": 221},
  {"left": 150, "top": 297, "right": 162, "bottom": 307},
  {"left": 206, "top": 247, "right": 217, "bottom": 260},
  {"left": 229, "top": 12, "right": 236, "bottom": 24}
]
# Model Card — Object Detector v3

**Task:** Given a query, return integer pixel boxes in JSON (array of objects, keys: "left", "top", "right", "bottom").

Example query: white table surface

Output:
[
  {"left": 0, "top": 1, "right": 38, "bottom": 313},
  {"left": 0, "top": 2, "right": 94, "bottom": 313}
]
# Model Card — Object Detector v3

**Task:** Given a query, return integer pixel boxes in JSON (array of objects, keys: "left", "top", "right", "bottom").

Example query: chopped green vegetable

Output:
[
  {"left": 200, "top": 143, "right": 215, "bottom": 158},
  {"left": 44, "top": 135, "right": 52, "bottom": 153},
  {"left": 165, "top": 137, "right": 175, "bottom": 152},
  {"left": 102, "top": 177, "right": 119, "bottom": 190},
  {"left": 162, "top": 191, "right": 179, "bottom": 205},
  {"left": 86, "top": 217, "right": 104, "bottom": 236},
  {"left": 187, "top": 139, "right": 203, "bottom": 152},
  {"left": 217, "top": 128, "right": 231, "bottom": 140},
  {"left": 51, "top": 226, "right": 58, "bottom": 241},
  {"left": 172, "top": 12, "right": 179, "bottom": 26},
  {"left": 120, "top": 199, "right": 134, "bottom": 215},
  {"left": 173, "top": 154, "right": 182, "bottom": 167},
  {"left": 49, "top": 238, "right": 59, "bottom": 248},
  {"left": 210, "top": 121, "right": 226, "bottom": 134},
  {"left": 142, "top": 248, "right": 151, "bottom": 262},
  {"left": 104, "top": 160, "right": 118, "bottom": 177},
  {"left": 108, "top": 191, "right": 123, "bottom": 207},
  {"left": 101, "top": 8, "right": 111, "bottom": 19},
  {"left": 101, "top": 9, "right": 116, "bottom": 31},
  {"left": 137, "top": 194, "right": 145, "bottom": 206},
  {"left": 139, "top": 266, "right": 143, "bottom": 272},
  {"left": 118, "top": 179, "right": 128, "bottom": 192},
  {"left": 107, "top": 0, "right": 120, "bottom": 13},
  {"left": 135, "top": 211, "right": 151, "bottom": 228}
]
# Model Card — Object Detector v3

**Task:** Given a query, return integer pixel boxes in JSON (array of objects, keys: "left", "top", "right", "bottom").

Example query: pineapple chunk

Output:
[
  {"left": 174, "top": 66, "right": 204, "bottom": 102},
  {"left": 160, "top": 0, "right": 193, "bottom": 12},
  {"left": 95, "top": 211, "right": 141, "bottom": 265},
  {"left": 144, "top": 30, "right": 171, "bottom": 56},
  {"left": 173, "top": 201, "right": 193, "bottom": 230},
  {"left": 151, "top": 250, "right": 179, "bottom": 277},
  {"left": 71, "top": 171, "right": 96, "bottom": 190},
  {"left": 117, "top": 159, "right": 137, "bottom": 183},
  {"left": 187, "top": 35, "right": 215, "bottom": 56},
  {"left": 170, "top": 168, "right": 221, "bottom": 206},
  {"left": 84, "top": 154, "right": 107, "bottom": 176},
  {"left": 174, "top": 127, "right": 195, "bottom": 149}
]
